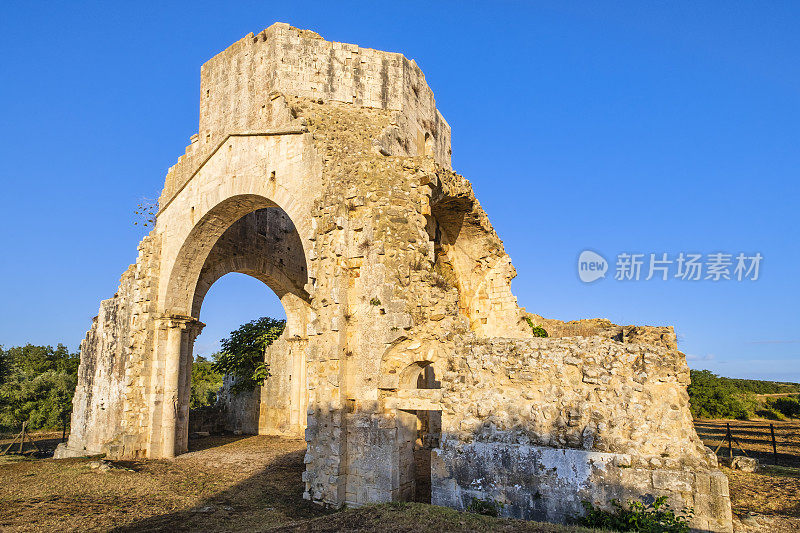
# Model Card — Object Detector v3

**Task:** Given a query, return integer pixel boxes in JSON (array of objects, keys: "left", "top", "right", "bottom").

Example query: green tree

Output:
[
  {"left": 687, "top": 369, "right": 756, "bottom": 419},
  {"left": 212, "top": 317, "right": 285, "bottom": 394},
  {"left": 190, "top": 356, "right": 223, "bottom": 408},
  {"left": 0, "top": 344, "right": 79, "bottom": 431}
]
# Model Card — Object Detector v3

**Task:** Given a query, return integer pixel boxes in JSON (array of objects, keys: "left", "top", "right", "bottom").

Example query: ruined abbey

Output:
[{"left": 57, "top": 24, "right": 733, "bottom": 531}]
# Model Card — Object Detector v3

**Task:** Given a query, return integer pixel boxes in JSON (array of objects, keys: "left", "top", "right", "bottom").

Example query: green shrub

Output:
[
  {"left": 767, "top": 397, "right": 800, "bottom": 418},
  {"left": 577, "top": 496, "right": 693, "bottom": 533},
  {"left": 190, "top": 356, "right": 223, "bottom": 408},
  {"left": 465, "top": 497, "right": 503, "bottom": 517},
  {"left": 755, "top": 408, "right": 785, "bottom": 420}
]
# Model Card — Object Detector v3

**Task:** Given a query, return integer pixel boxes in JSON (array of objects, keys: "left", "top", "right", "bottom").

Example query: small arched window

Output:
[{"left": 400, "top": 361, "right": 440, "bottom": 389}]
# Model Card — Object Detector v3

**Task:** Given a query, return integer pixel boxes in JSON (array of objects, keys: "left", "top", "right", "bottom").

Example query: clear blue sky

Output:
[{"left": 1, "top": 1, "right": 797, "bottom": 381}]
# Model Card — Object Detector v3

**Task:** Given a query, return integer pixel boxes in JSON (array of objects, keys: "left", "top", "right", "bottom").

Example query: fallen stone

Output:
[{"left": 730, "top": 456, "right": 759, "bottom": 472}]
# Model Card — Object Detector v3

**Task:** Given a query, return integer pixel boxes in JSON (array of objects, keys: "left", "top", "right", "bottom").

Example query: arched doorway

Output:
[
  {"left": 187, "top": 273, "right": 286, "bottom": 439},
  {"left": 156, "top": 197, "right": 311, "bottom": 458}
]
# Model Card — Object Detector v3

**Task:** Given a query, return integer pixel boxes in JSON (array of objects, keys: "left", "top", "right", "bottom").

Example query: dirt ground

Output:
[
  {"left": 1, "top": 430, "right": 798, "bottom": 532},
  {"left": 694, "top": 419, "right": 800, "bottom": 532},
  {"left": 694, "top": 418, "right": 800, "bottom": 468},
  {"left": 0, "top": 435, "right": 591, "bottom": 533}
]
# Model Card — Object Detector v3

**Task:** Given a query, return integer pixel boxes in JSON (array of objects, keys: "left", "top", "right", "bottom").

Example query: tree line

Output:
[
  {"left": 687, "top": 369, "right": 800, "bottom": 420},
  {"left": 0, "top": 344, "right": 79, "bottom": 432}
]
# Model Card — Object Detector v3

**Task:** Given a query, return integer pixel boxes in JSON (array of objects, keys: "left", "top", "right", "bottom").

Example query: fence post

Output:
[
  {"left": 727, "top": 422, "right": 733, "bottom": 458},
  {"left": 770, "top": 423, "right": 778, "bottom": 465},
  {"left": 19, "top": 421, "right": 26, "bottom": 454}
]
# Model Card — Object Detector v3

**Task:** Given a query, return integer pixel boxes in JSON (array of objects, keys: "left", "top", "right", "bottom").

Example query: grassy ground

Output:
[
  {"left": 2, "top": 431, "right": 799, "bottom": 532},
  {"left": 0, "top": 435, "right": 591, "bottom": 533}
]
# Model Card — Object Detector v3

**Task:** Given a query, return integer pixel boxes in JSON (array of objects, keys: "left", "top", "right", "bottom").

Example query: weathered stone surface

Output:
[
  {"left": 729, "top": 456, "right": 759, "bottom": 472},
  {"left": 58, "top": 23, "right": 732, "bottom": 532}
]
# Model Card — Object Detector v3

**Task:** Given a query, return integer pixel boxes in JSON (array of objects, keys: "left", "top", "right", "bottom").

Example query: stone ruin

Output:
[{"left": 56, "top": 23, "right": 733, "bottom": 532}]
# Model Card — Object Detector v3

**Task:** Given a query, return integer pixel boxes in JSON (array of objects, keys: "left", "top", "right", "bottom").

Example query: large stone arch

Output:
[
  {"left": 163, "top": 195, "right": 309, "bottom": 317},
  {"left": 153, "top": 196, "right": 312, "bottom": 457}
]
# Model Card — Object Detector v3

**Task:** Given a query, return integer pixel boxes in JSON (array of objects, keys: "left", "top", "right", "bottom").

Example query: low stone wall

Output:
[
  {"left": 427, "top": 334, "right": 732, "bottom": 532},
  {"left": 432, "top": 441, "right": 731, "bottom": 532}
]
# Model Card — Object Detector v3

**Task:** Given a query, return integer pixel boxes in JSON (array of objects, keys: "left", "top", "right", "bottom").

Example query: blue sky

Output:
[{"left": 1, "top": 1, "right": 797, "bottom": 381}]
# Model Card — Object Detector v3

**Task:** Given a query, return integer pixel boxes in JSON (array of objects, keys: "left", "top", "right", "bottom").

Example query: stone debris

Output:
[{"left": 729, "top": 456, "right": 759, "bottom": 472}]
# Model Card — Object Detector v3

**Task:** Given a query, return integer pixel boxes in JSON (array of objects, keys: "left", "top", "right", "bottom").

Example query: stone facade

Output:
[{"left": 57, "top": 24, "right": 732, "bottom": 532}]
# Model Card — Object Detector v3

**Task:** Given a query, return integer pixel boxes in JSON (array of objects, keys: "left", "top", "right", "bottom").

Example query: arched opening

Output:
[
  {"left": 187, "top": 273, "right": 287, "bottom": 442},
  {"left": 397, "top": 362, "right": 441, "bottom": 503},
  {"left": 159, "top": 197, "right": 311, "bottom": 458}
]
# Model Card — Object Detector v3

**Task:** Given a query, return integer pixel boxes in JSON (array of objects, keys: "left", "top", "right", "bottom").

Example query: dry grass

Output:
[
  {"left": 694, "top": 418, "right": 800, "bottom": 468},
  {"left": 694, "top": 419, "right": 800, "bottom": 532},
  {"left": 724, "top": 466, "right": 800, "bottom": 532},
  {"left": 270, "top": 502, "right": 596, "bottom": 532},
  {"left": 4, "top": 428, "right": 799, "bottom": 532},
  {"left": 0, "top": 435, "right": 591, "bottom": 533}
]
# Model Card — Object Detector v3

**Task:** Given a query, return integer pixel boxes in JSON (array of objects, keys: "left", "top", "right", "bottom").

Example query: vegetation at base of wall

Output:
[
  {"left": 465, "top": 496, "right": 504, "bottom": 517},
  {"left": 0, "top": 344, "right": 79, "bottom": 432},
  {"left": 576, "top": 497, "right": 693, "bottom": 533},
  {"left": 688, "top": 369, "right": 800, "bottom": 420},
  {"left": 524, "top": 317, "right": 548, "bottom": 338},
  {"left": 190, "top": 356, "right": 223, "bottom": 409},
  {"left": 211, "top": 317, "right": 285, "bottom": 394}
]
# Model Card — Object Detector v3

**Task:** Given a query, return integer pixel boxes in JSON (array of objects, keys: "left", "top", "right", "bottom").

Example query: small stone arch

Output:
[
  {"left": 399, "top": 361, "right": 439, "bottom": 390},
  {"left": 379, "top": 338, "right": 444, "bottom": 392}
]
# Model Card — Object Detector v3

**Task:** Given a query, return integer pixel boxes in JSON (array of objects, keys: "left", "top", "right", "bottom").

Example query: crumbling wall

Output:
[
  {"left": 429, "top": 335, "right": 731, "bottom": 532},
  {"left": 58, "top": 234, "right": 160, "bottom": 458},
  {"left": 60, "top": 24, "right": 732, "bottom": 532}
]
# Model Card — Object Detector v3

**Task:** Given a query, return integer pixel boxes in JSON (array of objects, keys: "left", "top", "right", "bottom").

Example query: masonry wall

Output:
[
  {"left": 59, "top": 235, "right": 160, "bottom": 458},
  {"left": 427, "top": 335, "right": 732, "bottom": 532},
  {"left": 60, "top": 24, "right": 732, "bottom": 533}
]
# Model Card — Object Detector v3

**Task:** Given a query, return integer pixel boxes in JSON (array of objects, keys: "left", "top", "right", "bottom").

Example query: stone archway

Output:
[{"left": 154, "top": 199, "right": 311, "bottom": 458}]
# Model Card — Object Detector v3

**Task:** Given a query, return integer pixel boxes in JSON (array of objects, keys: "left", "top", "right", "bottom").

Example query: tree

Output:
[
  {"left": 0, "top": 348, "right": 8, "bottom": 384},
  {"left": 212, "top": 317, "right": 285, "bottom": 394},
  {"left": 0, "top": 344, "right": 79, "bottom": 431},
  {"left": 687, "top": 370, "right": 756, "bottom": 420},
  {"left": 190, "top": 356, "right": 223, "bottom": 408}
]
